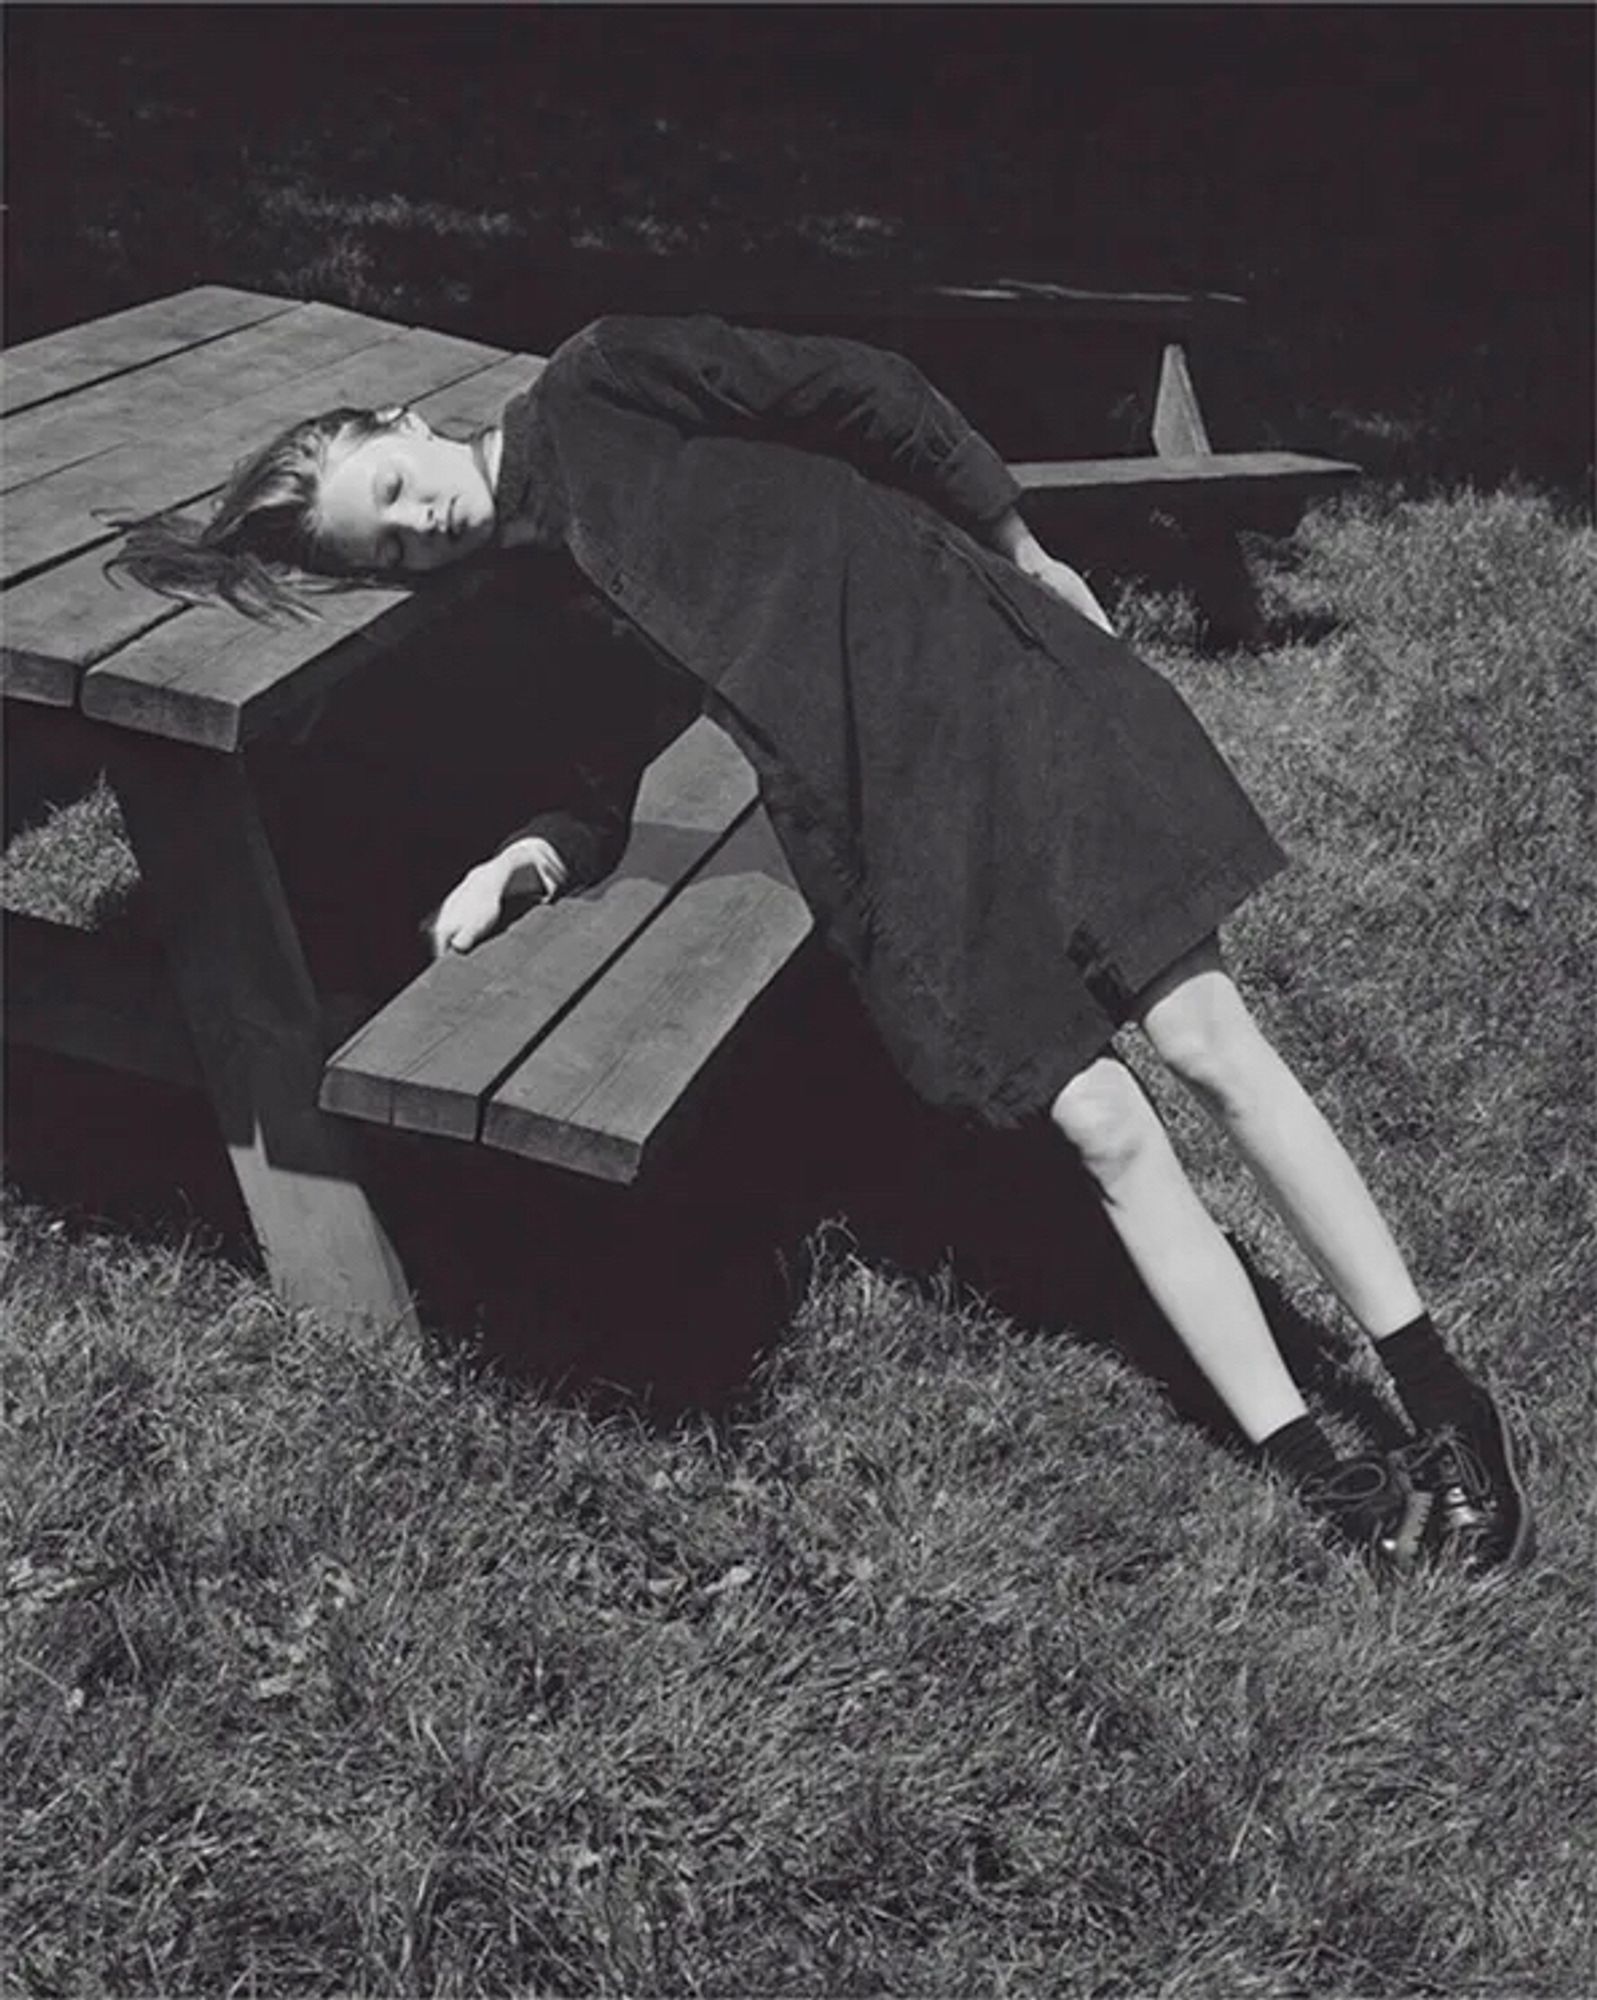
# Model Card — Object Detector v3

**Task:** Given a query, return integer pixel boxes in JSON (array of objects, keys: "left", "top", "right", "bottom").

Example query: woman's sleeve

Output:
[
  {"left": 496, "top": 757, "right": 644, "bottom": 898},
  {"left": 492, "top": 597, "right": 697, "bottom": 898},
  {"left": 574, "top": 312, "right": 1022, "bottom": 536}
]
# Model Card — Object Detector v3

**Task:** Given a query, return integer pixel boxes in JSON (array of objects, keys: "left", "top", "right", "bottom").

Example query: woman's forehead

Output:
[
  {"left": 315, "top": 433, "right": 398, "bottom": 550},
  {"left": 324, "top": 427, "right": 398, "bottom": 491}
]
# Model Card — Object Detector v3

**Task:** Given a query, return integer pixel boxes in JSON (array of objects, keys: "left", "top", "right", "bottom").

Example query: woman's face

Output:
[{"left": 315, "top": 412, "right": 498, "bottom": 576}]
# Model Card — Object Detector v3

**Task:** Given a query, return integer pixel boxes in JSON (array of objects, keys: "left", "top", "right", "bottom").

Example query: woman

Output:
[{"left": 111, "top": 313, "right": 1533, "bottom": 1578}]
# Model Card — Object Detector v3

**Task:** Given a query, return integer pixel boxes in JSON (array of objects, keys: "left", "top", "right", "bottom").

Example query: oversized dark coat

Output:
[{"left": 488, "top": 313, "right": 1287, "bottom": 1128}]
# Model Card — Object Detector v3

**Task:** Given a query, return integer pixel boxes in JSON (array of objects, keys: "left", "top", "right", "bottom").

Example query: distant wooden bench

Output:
[{"left": 543, "top": 266, "right": 1361, "bottom": 643}]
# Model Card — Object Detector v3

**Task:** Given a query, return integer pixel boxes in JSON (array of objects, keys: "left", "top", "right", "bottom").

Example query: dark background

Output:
[{"left": 5, "top": 3, "right": 1593, "bottom": 496}]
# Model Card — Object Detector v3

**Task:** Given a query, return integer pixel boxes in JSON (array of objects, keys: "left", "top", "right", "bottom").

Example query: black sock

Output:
[
  {"left": 1374, "top": 1312, "right": 1481, "bottom": 1431},
  {"left": 1258, "top": 1413, "right": 1340, "bottom": 1490}
]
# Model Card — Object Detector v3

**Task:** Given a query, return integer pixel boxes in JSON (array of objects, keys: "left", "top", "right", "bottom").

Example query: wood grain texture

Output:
[
  {"left": 108, "top": 733, "right": 420, "bottom": 1333},
  {"left": 1010, "top": 450, "right": 1360, "bottom": 493},
  {"left": 76, "top": 355, "right": 541, "bottom": 745},
  {"left": 480, "top": 807, "right": 812, "bottom": 1181},
  {"left": 3, "top": 303, "right": 398, "bottom": 493},
  {"left": 3, "top": 324, "right": 506, "bottom": 585},
  {"left": 2, "top": 286, "right": 296, "bottom": 416},
  {"left": 2, "top": 539, "right": 189, "bottom": 707},
  {"left": 320, "top": 718, "right": 760, "bottom": 1140}
]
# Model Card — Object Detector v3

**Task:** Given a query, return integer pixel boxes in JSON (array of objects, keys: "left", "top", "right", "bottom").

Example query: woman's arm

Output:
[
  {"left": 573, "top": 313, "right": 1023, "bottom": 540},
  {"left": 426, "top": 767, "right": 640, "bottom": 958},
  {"left": 571, "top": 314, "right": 1113, "bottom": 630},
  {"left": 424, "top": 602, "right": 694, "bottom": 958}
]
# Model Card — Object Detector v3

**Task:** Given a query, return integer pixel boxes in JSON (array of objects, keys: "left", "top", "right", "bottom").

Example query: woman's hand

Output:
[
  {"left": 427, "top": 860, "right": 510, "bottom": 958},
  {"left": 425, "top": 837, "right": 569, "bottom": 958},
  {"left": 988, "top": 508, "right": 1115, "bottom": 635}
]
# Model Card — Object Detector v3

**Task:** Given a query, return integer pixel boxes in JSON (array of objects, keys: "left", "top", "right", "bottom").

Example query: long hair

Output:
[{"left": 103, "top": 407, "right": 399, "bottom": 624}]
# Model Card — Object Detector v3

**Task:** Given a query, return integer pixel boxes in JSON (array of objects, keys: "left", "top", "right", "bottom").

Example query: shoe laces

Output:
[
  {"left": 1301, "top": 1454, "right": 1401, "bottom": 1513},
  {"left": 1302, "top": 1454, "right": 1433, "bottom": 1567},
  {"left": 1399, "top": 1428, "right": 1494, "bottom": 1513}
]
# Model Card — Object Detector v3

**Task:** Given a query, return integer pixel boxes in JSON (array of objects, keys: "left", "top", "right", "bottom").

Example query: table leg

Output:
[
  {"left": 107, "top": 734, "right": 419, "bottom": 1335},
  {"left": 1152, "top": 341, "right": 1265, "bottom": 650}
]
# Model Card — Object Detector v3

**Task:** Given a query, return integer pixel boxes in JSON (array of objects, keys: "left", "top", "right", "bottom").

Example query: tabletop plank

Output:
[
  {"left": 72, "top": 354, "right": 542, "bottom": 741},
  {"left": 3, "top": 302, "right": 401, "bottom": 494},
  {"left": 1, "top": 540, "right": 186, "bottom": 706},
  {"left": 2, "top": 286, "right": 298, "bottom": 416},
  {"left": 3, "top": 322, "right": 507, "bottom": 587},
  {"left": 320, "top": 718, "right": 759, "bottom": 1142},
  {"left": 481, "top": 806, "right": 812, "bottom": 1181}
]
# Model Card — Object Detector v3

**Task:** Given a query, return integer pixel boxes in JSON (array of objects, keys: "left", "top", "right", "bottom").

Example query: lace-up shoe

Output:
[
  {"left": 1300, "top": 1453, "right": 1435, "bottom": 1576},
  {"left": 1396, "top": 1391, "right": 1535, "bottom": 1577}
]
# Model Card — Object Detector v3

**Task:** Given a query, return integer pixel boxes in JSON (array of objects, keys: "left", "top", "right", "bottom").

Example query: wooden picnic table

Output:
[
  {"left": 3, "top": 286, "right": 813, "bottom": 1333},
  {"left": 2, "top": 282, "right": 1356, "bottom": 1333}
]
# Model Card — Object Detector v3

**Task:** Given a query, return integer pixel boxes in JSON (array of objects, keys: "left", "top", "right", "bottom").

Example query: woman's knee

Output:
[
  {"left": 1048, "top": 1056, "right": 1165, "bottom": 1188},
  {"left": 1138, "top": 966, "right": 1270, "bottom": 1113}
]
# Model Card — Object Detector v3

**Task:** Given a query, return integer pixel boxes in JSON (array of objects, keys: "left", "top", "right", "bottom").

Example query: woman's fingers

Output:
[
  {"left": 1014, "top": 548, "right": 1115, "bottom": 636},
  {"left": 427, "top": 865, "right": 507, "bottom": 957}
]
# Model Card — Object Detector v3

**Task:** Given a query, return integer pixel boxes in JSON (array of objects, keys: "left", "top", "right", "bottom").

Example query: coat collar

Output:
[{"left": 492, "top": 369, "right": 566, "bottom": 549}]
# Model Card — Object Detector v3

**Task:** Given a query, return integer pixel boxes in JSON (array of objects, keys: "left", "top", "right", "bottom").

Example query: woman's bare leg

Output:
[
  {"left": 1134, "top": 937, "right": 1425, "bottom": 1339},
  {"left": 1049, "top": 1057, "right": 1309, "bottom": 1443}
]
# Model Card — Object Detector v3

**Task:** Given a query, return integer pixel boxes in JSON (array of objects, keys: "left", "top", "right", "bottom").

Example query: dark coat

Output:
[{"left": 490, "top": 315, "right": 1286, "bottom": 1125}]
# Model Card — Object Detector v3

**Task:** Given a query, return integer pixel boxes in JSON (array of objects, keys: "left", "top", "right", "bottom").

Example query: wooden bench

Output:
[
  {"left": 4, "top": 279, "right": 1355, "bottom": 1332},
  {"left": 513, "top": 265, "right": 1361, "bottom": 642},
  {"left": 318, "top": 714, "right": 811, "bottom": 1183}
]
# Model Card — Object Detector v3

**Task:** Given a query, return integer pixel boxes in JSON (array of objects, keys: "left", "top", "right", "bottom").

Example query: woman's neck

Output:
[{"left": 481, "top": 425, "right": 504, "bottom": 495}]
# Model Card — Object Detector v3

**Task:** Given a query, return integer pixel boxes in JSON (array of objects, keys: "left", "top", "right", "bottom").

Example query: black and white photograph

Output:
[{"left": 3, "top": 4, "right": 1592, "bottom": 1993}]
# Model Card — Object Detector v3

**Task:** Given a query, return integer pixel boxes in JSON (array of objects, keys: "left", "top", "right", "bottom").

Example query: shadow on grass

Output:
[{"left": 3, "top": 951, "right": 1406, "bottom": 1465}]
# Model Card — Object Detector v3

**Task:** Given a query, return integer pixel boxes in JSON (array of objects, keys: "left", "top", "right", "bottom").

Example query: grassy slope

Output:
[{"left": 5, "top": 491, "right": 1595, "bottom": 1997}]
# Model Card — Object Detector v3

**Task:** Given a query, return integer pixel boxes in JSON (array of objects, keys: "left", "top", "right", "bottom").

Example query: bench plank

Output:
[
  {"left": 320, "top": 717, "right": 759, "bottom": 1141},
  {"left": 75, "top": 356, "right": 541, "bottom": 743},
  {"left": 481, "top": 806, "right": 812, "bottom": 1182},
  {"left": 526, "top": 261, "right": 1249, "bottom": 332},
  {"left": 3, "top": 324, "right": 506, "bottom": 586},
  {"left": 3, "top": 302, "right": 400, "bottom": 493},
  {"left": 2, "top": 286, "right": 297, "bottom": 416},
  {"left": 869, "top": 281, "right": 1248, "bottom": 328},
  {"left": 1011, "top": 450, "right": 1360, "bottom": 495}
]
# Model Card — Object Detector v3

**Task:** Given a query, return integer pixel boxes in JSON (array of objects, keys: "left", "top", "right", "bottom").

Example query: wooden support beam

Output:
[
  {"left": 106, "top": 735, "right": 419, "bottom": 1335},
  {"left": 2, "top": 909, "right": 199, "bottom": 1088},
  {"left": 1152, "top": 341, "right": 1257, "bottom": 648}
]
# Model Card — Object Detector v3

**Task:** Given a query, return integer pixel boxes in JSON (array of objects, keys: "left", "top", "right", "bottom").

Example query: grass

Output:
[{"left": 5, "top": 489, "right": 1595, "bottom": 1996}]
